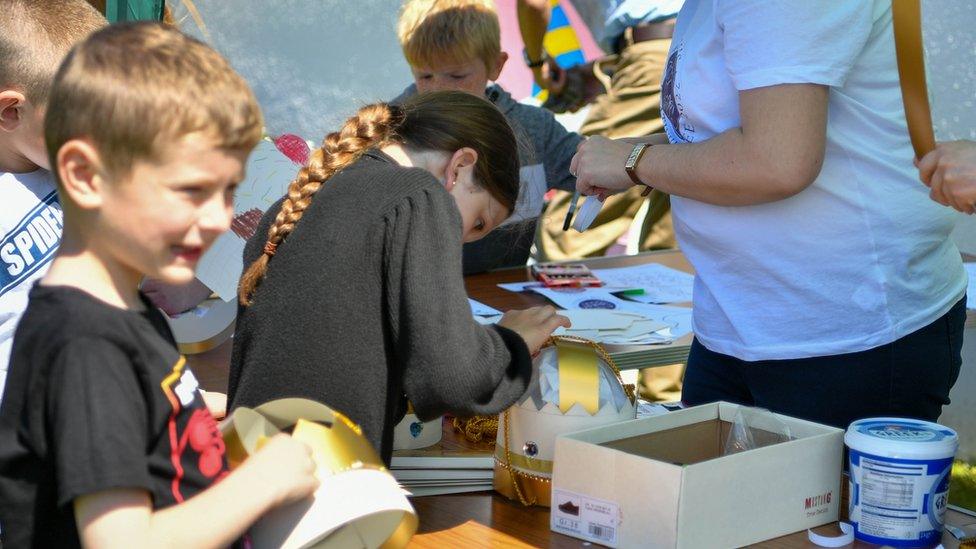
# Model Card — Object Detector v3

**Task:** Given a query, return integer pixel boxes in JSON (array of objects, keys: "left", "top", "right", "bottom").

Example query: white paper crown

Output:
[
  {"left": 221, "top": 398, "right": 417, "bottom": 548},
  {"left": 495, "top": 337, "right": 636, "bottom": 506},
  {"left": 392, "top": 403, "right": 442, "bottom": 450}
]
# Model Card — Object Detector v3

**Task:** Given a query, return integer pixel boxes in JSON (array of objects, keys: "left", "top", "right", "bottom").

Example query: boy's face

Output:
[
  {"left": 411, "top": 52, "right": 506, "bottom": 97},
  {"left": 17, "top": 102, "right": 49, "bottom": 170},
  {"left": 96, "top": 134, "right": 246, "bottom": 286},
  {"left": 0, "top": 91, "right": 50, "bottom": 171}
]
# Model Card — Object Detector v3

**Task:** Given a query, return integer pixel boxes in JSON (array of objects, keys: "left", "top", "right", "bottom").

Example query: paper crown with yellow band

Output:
[
  {"left": 494, "top": 336, "right": 637, "bottom": 507},
  {"left": 222, "top": 398, "right": 417, "bottom": 549}
]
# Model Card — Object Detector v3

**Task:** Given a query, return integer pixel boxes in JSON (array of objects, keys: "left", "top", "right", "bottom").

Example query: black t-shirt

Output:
[{"left": 0, "top": 285, "right": 230, "bottom": 548}]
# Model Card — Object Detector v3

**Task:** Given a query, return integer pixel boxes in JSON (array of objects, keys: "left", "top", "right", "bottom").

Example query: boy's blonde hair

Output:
[
  {"left": 45, "top": 22, "right": 263, "bottom": 182},
  {"left": 0, "top": 0, "right": 106, "bottom": 104},
  {"left": 397, "top": 0, "right": 501, "bottom": 69}
]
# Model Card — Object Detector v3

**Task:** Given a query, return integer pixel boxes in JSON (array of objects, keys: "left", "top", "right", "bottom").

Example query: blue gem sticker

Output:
[{"left": 409, "top": 421, "right": 423, "bottom": 438}]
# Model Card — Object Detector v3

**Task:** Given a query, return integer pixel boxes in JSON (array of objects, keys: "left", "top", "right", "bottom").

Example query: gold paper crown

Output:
[
  {"left": 495, "top": 336, "right": 637, "bottom": 507},
  {"left": 222, "top": 398, "right": 417, "bottom": 548}
]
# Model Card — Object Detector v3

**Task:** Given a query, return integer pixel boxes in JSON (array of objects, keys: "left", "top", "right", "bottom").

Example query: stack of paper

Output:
[
  {"left": 389, "top": 455, "right": 494, "bottom": 497},
  {"left": 478, "top": 310, "right": 671, "bottom": 345},
  {"left": 495, "top": 282, "right": 694, "bottom": 341}
]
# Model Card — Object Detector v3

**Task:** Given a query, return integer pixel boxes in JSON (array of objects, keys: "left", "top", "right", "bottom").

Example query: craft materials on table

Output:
[
  {"left": 477, "top": 309, "right": 677, "bottom": 345},
  {"left": 531, "top": 262, "right": 602, "bottom": 288},
  {"left": 591, "top": 263, "right": 694, "bottom": 303},
  {"left": 495, "top": 280, "right": 694, "bottom": 339}
]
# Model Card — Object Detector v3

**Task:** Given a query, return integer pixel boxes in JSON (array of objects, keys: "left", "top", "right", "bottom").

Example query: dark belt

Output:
[{"left": 614, "top": 18, "right": 676, "bottom": 53}]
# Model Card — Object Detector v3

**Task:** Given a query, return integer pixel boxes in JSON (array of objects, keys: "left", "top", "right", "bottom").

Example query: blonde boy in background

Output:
[
  {"left": 394, "top": 0, "right": 583, "bottom": 274},
  {"left": 0, "top": 0, "right": 106, "bottom": 400},
  {"left": 0, "top": 23, "right": 318, "bottom": 548}
]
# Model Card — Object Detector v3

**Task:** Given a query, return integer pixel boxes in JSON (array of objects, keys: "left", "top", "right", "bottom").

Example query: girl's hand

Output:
[
  {"left": 498, "top": 305, "right": 571, "bottom": 355},
  {"left": 240, "top": 433, "right": 319, "bottom": 507}
]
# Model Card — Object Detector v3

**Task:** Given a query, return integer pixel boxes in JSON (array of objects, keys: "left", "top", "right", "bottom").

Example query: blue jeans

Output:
[{"left": 682, "top": 297, "right": 966, "bottom": 429}]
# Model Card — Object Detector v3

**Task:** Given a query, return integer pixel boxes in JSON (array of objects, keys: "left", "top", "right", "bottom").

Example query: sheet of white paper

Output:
[
  {"left": 572, "top": 196, "right": 602, "bottom": 232},
  {"left": 468, "top": 298, "right": 502, "bottom": 316},
  {"left": 497, "top": 281, "right": 545, "bottom": 292},
  {"left": 592, "top": 263, "right": 694, "bottom": 303},
  {"left": 965, "top": 263, "right": 976, "bottom": 309}
]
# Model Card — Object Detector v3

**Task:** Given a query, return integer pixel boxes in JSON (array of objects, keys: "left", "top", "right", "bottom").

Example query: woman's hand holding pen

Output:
[
  {"left": 498, "top": 305, "right": 571, "bottom": 356},
  {"left": 571, "top": 136, "right": 640, "bottom": 200},
  {"left": 570, "top": 134, "right": 670, "bottom": 201}
]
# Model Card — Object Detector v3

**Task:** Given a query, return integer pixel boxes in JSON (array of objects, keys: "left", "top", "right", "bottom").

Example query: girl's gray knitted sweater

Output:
[{"left": 227, "top": 150, "right": 533, "bottom": 463}]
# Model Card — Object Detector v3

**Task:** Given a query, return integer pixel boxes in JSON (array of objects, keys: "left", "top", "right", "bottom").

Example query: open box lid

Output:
[{"left": 561, "top": 402, "right": 843, "bottom": 467}]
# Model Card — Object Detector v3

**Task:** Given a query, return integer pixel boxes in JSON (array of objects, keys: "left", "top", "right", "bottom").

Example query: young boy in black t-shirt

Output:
[{"left": 0, "top": 23, "right": 318, "bottom": 548}]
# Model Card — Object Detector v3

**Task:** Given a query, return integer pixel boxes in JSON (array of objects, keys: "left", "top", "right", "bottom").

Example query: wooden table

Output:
[{"left": 408, "top": 496, "right": 975, "bottom": 548}]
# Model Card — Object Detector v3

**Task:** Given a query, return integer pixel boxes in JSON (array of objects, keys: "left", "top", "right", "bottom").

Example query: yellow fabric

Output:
[{"left": 544, "top": 26, "right": 581, "bottom": 57}]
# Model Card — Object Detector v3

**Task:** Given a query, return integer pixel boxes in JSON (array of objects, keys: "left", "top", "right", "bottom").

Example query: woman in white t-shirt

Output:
[{"left": 570, "top": 0, "right": 966, "bottom": 428}]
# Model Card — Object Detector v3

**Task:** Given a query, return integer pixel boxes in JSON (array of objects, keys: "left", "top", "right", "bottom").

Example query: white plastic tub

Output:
[{"left": 846, "top": 418, "right": 958, "bottom": 547}]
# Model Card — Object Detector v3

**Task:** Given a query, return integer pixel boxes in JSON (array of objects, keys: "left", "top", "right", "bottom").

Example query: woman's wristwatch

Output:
[
  {"left": 625, "top": 143, "right": 654, "bottom": 196},
  {"left": 523, "top": 48, "right": 547, "bottom": 69}
]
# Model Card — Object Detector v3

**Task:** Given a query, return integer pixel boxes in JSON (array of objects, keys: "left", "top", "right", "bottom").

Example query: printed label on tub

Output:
[
  {"left": 848, "top": 450, "right": 953, "bottom": 547},
  {"left": 551, "top": 489, "right": 619, "bottom": 547}
]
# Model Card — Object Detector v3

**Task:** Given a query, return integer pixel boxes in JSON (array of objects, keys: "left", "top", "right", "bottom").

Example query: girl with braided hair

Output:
[{"left": 227, "top": 91, "right": 570, "bottom": 462}]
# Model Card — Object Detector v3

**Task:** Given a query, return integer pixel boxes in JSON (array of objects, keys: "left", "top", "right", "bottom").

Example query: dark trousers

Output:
[{"left": 682, "top": 297, "right": 966, "bottom": 429}]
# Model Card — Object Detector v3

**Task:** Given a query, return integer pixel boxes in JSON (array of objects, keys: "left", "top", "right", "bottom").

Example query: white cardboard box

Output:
[{"left": 550, "top": 402, "right": 844, "bottom": 548}]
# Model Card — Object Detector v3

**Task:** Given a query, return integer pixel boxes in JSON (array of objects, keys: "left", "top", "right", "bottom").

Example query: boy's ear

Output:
[
  {"left": 57, "top": 139, "right": 107, "bottom": 210},
  {"left": 0, "top": 90, "right": 27, "bottom": 132},
  {"left": 444, "top": 147, "right": 479, "bottom": 191},
  {"left": 487, "top": 52, "right": 508, "bottom": 82}
]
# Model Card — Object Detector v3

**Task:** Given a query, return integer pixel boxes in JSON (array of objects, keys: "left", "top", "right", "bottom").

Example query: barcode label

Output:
[
  {"left": 588, "top": 523, "right": 615, "bottom": 541},
  {"left": 551, "top": 489, "right": 619, "bottom": 547}
]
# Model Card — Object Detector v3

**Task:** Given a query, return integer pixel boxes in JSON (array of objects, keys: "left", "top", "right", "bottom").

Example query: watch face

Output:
[{"left": 626, "top": 145, "right": 645, "bottom": 169}]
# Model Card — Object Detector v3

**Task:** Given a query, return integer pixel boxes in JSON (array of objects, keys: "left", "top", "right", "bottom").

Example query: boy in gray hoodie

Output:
[{"left": 394, "top": 0, "right": 582, "bottom": 274}]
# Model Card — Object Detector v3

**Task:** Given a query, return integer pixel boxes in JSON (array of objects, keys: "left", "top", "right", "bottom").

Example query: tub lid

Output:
[{"left": 845, "top": 417, "right": 958, "bottom": 459}]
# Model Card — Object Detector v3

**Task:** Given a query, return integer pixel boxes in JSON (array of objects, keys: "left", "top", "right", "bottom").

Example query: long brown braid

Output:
[{"left": 238, "top": 90, "right": 520, "bottom": 305}]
